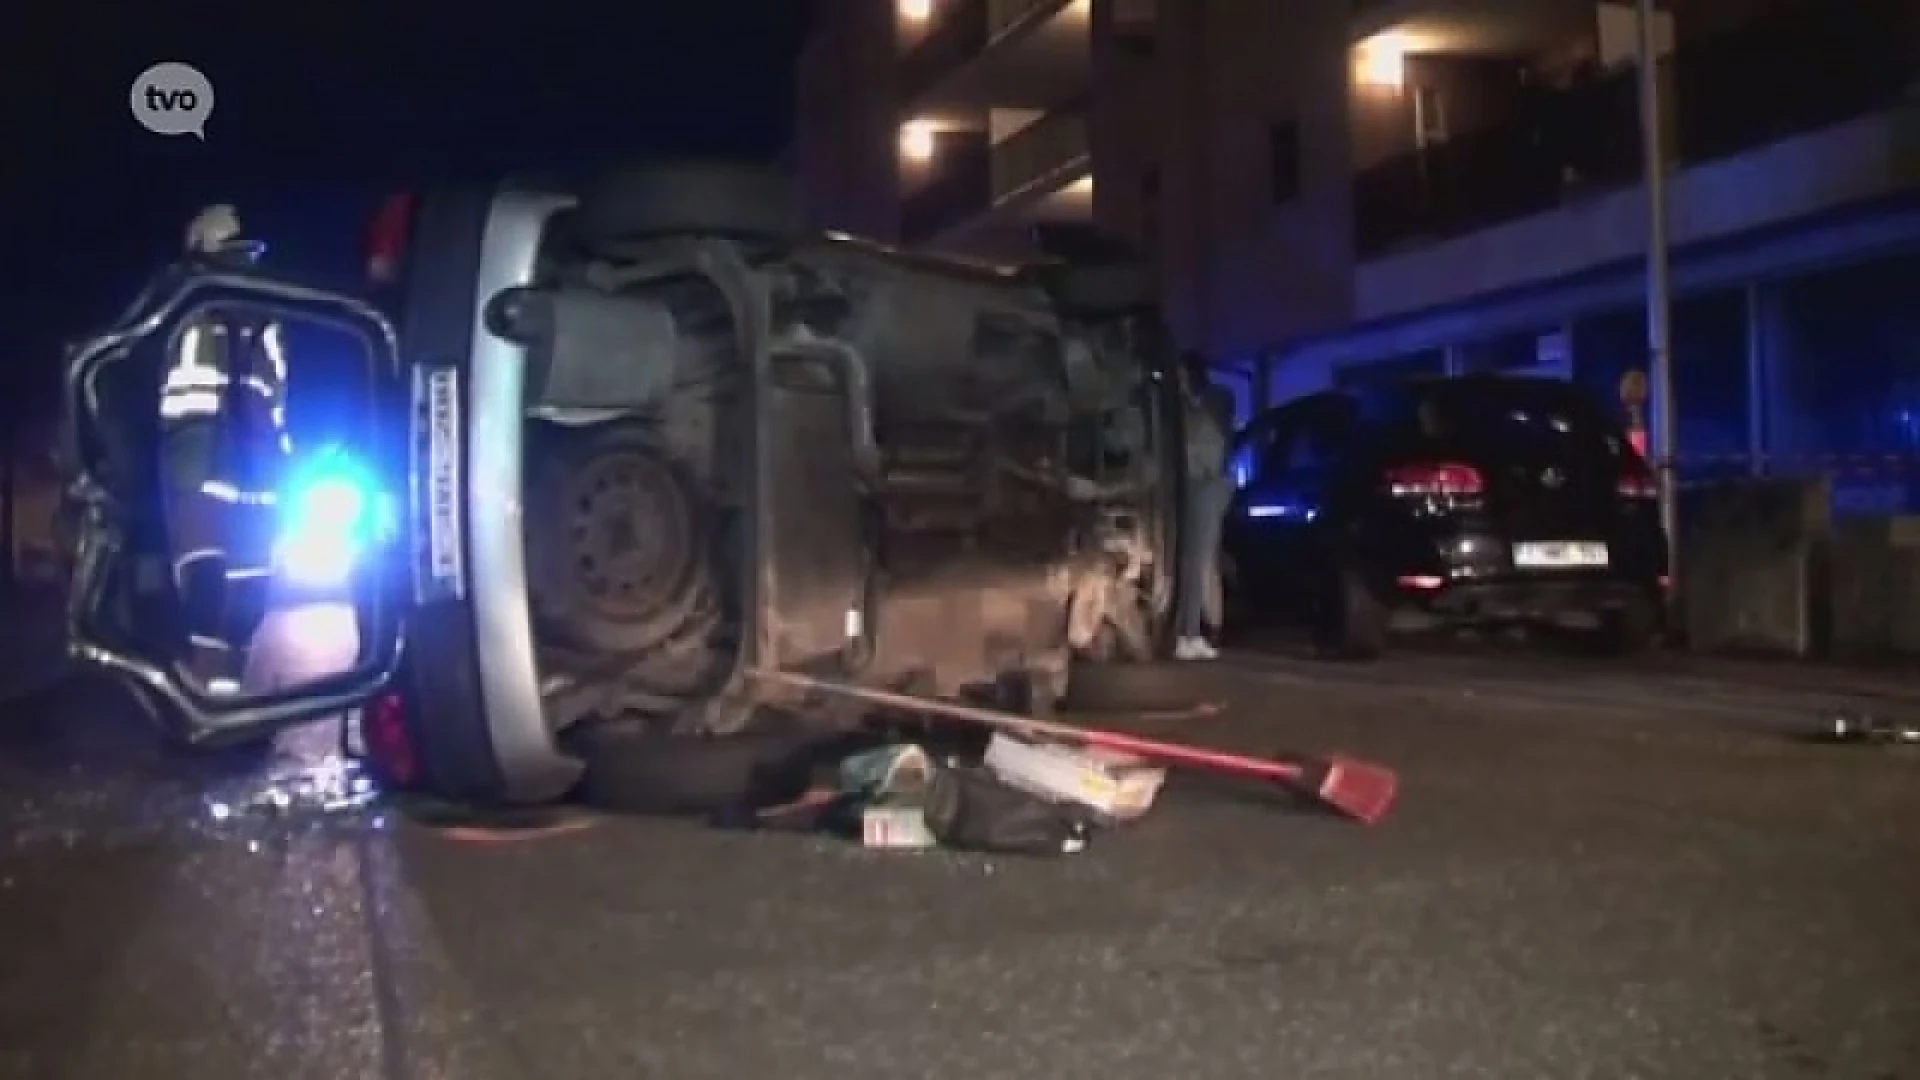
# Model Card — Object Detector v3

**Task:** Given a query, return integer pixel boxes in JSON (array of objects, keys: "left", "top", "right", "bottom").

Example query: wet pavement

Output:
[{"left": 0, "top": 637, "right": 1917, "bottom": 1079}]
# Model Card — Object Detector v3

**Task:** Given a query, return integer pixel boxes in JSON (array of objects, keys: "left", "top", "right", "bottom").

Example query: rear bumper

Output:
[
  {"left": 1376, "top": 519, "right": 1666, "bottom": 613},
  {"left": 399, "top": 188, "right": 583, "bottom": 806},
  {"left": 1403, "top": 573, "right": 1660, "bottom": 620},
  {"left": 1377, "top": 522, "right": 1666, "bottom": 620}
]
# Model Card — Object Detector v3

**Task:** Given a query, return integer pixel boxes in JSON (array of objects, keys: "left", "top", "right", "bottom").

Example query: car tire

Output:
[
  {"left": 1060, "top": 658, "right": 1203, "bottom": 715},
  {"left": 1585, "top": 595, "right": 1662, "bottom": 656},
  {"left": 576, "top": 159, "right": 804, "bottom": 248},
  {"left": 1310, "top": 566, "right": 1387, "bottom": 661},
  {"left": 562, "top": 720, "right": 824, "bottom": 816}
]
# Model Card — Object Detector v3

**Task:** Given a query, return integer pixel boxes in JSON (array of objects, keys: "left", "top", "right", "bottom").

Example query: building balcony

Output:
[
  {"left": 990, "top": 103, "right": 1091, "bottom": 207},
  {"left": 1352, "top": 0, "right": 1920, "bottom": 319},
  {"left": 900, "top": 106, "right": 1093, "bottom": 250},
  {"left": 1353, "top": 74, "right": 1644, "bottom": 258},
  {"left": 896, "top": 0, "right": 1091, "bottom": 118},
  {"left": 902, "top": 142, "right": 992, "bottom": 245}
]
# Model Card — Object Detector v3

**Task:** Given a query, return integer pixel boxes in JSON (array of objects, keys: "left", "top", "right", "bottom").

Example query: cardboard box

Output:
[{"left": 982, "top": 733, "right": 1166, "bottom": 822}]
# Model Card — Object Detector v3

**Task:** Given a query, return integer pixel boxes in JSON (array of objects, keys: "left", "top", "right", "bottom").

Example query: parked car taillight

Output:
[
  {"left": 1384, "top": 462, "right": 1483, "bottom": 497},
  {"left": 1616, "top": 460, "right": 1658, "bottom": 500}
]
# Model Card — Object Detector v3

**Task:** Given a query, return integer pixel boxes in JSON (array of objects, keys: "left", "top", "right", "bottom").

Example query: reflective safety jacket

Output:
[
  {"left": 159, "top": 310, "right": 294, "bottom": 582},
  {"left": 159, "top": 312, "right": 291, "bottom": 507}
]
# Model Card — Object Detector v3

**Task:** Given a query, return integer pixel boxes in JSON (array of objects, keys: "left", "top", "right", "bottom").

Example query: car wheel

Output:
[
  {"left": 525, "top": 423, "right": 720, "bottom": 656},
  {"left": 562, "top": 719, "right": 825, "bottom": 815},
  {"left": 576, "top": 159, "right": 803, "bottom": 249},
  {"left": 1310, "top": 566, "right": 1387, "bottom": 661}
]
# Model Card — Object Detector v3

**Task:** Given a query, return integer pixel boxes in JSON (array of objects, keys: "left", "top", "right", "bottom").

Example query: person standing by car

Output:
[{"left": 1175, "top": 350, "right": 1235, "bottom": 660}]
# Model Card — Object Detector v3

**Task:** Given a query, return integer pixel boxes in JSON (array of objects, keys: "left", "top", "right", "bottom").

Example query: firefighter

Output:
[{"left": 161, "top": 204, "right": 291, "bottom": 691}]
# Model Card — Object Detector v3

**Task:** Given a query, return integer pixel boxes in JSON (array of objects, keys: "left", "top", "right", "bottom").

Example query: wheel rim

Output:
[{"left": 562, "top": 450, "right": 698, "bottom": 626}]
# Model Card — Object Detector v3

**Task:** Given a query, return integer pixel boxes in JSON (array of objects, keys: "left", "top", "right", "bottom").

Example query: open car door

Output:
[{"left": 61, "top": 263, "right": 408, "bottom": 747}]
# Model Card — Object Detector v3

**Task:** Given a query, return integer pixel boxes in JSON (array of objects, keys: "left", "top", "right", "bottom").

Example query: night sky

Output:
[{"left": 6, "top": 1, "right": 815, "bottom": 411}]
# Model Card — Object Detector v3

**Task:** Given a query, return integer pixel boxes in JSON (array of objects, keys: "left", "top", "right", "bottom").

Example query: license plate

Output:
[
  {"left": 413, "top": 365, "right": 465, "bottom": 602},
  {"left": 1512, "top": 541, "right": 1608, "bottom": 568}
]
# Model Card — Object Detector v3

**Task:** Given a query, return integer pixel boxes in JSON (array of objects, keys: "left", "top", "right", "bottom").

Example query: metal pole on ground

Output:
[{"left": 1635, "top": 0, "right": 1681, "bottom": 591}]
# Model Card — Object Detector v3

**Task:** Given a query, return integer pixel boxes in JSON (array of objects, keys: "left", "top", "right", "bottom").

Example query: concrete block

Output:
[{"left": 1678, "top": 477, "right": 1830, "bottom": 655}]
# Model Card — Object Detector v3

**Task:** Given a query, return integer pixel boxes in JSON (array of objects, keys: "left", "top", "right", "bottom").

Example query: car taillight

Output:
[
  {"left": 1617, "top": 460, "right": 1658, "bottom": 499},
  {"left": 367, "top": 192, "right": 415, "bottom": 285},
  {"left": 1385, "top": 462, "right": 1483, "bottom": 497},
  {"left": 365, "top": 690, "right": 420, "bottom": 788}
]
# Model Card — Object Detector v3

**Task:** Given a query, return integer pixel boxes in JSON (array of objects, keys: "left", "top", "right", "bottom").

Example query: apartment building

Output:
[
  {"left": 797, "top": 0, "right": 1920, "bottom": 506},
  {"left": 794, "top": 0, "right": 1135, "bottom": 251}
]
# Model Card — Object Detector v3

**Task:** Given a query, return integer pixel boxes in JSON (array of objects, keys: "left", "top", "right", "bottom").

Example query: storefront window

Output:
[
  {"left": 1771, "top": 252, "right": 1920, "bottom": 457},
  {"left": 1770, "top": 251, "right": 1920, "bottom": 513},
  {"left": 1332, "top": 349, "right": 1445, "bottom": 390},
  {"left": 1456, "top": 328, "right": 1562, "bottom": 377},
  {"left": 1571, "top": 289, "right": 1749, "bottom": 479}
]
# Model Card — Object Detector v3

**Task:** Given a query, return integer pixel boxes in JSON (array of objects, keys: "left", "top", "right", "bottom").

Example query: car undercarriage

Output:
[{"left": 514, "top": 230, "right": 1182, "bottom": 738}]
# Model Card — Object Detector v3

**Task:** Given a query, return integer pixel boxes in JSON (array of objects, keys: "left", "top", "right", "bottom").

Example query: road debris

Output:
[
  {"left": 757, "top": 668, "right": 1399, "bottom": 824},
  {"left": 921, "top": 764, "right": 1091, "bottom": 855},
  {"left": 839, "top": 743, "right": 934, "bottom": 800},
  {"left": 1817, "top": 710, "right": 1920, "bottom": 746},
  {"left": 204, "top": 754, "right": 380, "bottom": 826},
  {"left": 837, "top": 742, "right": 1090, "bottom": 854},
  {"left": 983, "top": 732, "right": 1164, "bottom": 823},
  {"left": 728, "top": 740, "right": 1098, "bottom": 855},
  {"left": 841, "top": 744, "right": 941, "bottom": 849},
  {"left": 860, "top": 803, "right": 939, "bottom": 849}
]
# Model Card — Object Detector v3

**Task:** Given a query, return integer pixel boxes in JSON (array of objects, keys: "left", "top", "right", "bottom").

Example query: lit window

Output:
[
  {"left": 899, "top": 121, "right": 936, "bottom": 162},
  {"left": 1353, "top": 32, "right": 1407, "bottom": 89},
  {"left": 899, "top": 0, "right": 932, "bottom": 21}
]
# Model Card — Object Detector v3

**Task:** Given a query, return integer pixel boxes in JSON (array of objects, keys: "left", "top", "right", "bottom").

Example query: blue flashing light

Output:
[
  {"left": 1244, "top": 502, "right": 1315, "bottom": 521},
  {"left": 275, "top": 449, "right": 379, "bottom": 589}
]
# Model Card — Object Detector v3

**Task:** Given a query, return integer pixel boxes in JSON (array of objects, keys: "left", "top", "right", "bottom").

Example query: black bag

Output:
[{"left": 922, "top": 765, "right": 1089, "bottom": 856}]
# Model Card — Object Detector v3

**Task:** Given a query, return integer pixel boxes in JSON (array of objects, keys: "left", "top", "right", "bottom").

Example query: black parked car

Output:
[{"left": 1221, "top": 374, "right": 1668, "bottom": 658}]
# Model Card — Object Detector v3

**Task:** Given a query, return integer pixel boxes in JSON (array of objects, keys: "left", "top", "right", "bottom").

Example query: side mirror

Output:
[{"left": 64, "top": 270, "right": 405, "bottom": 746}]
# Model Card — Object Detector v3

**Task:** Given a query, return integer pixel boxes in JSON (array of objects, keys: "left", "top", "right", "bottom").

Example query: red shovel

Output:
[{"left": 754, "top": 670, "right": 1399, "bottom": 825}]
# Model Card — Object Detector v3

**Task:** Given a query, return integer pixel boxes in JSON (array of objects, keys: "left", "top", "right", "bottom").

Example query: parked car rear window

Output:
[{"left": 1362, "top": 378, "right": 1631, "bottom": 459}]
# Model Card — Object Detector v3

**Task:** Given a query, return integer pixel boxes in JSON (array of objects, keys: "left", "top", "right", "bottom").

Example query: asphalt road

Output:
[{"left": 0, "top": 637, "right": 1916, "bottom": 1080}]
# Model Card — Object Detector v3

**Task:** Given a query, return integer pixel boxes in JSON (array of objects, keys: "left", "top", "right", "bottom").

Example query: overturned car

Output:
[{"left": 59, "top": 162, "right": 1193, "bottom": 805}]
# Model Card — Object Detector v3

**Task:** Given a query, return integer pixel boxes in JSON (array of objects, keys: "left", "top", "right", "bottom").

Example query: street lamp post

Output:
[{"left": 1636, "top": 0, "right": 1680, "bottom": 590}]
